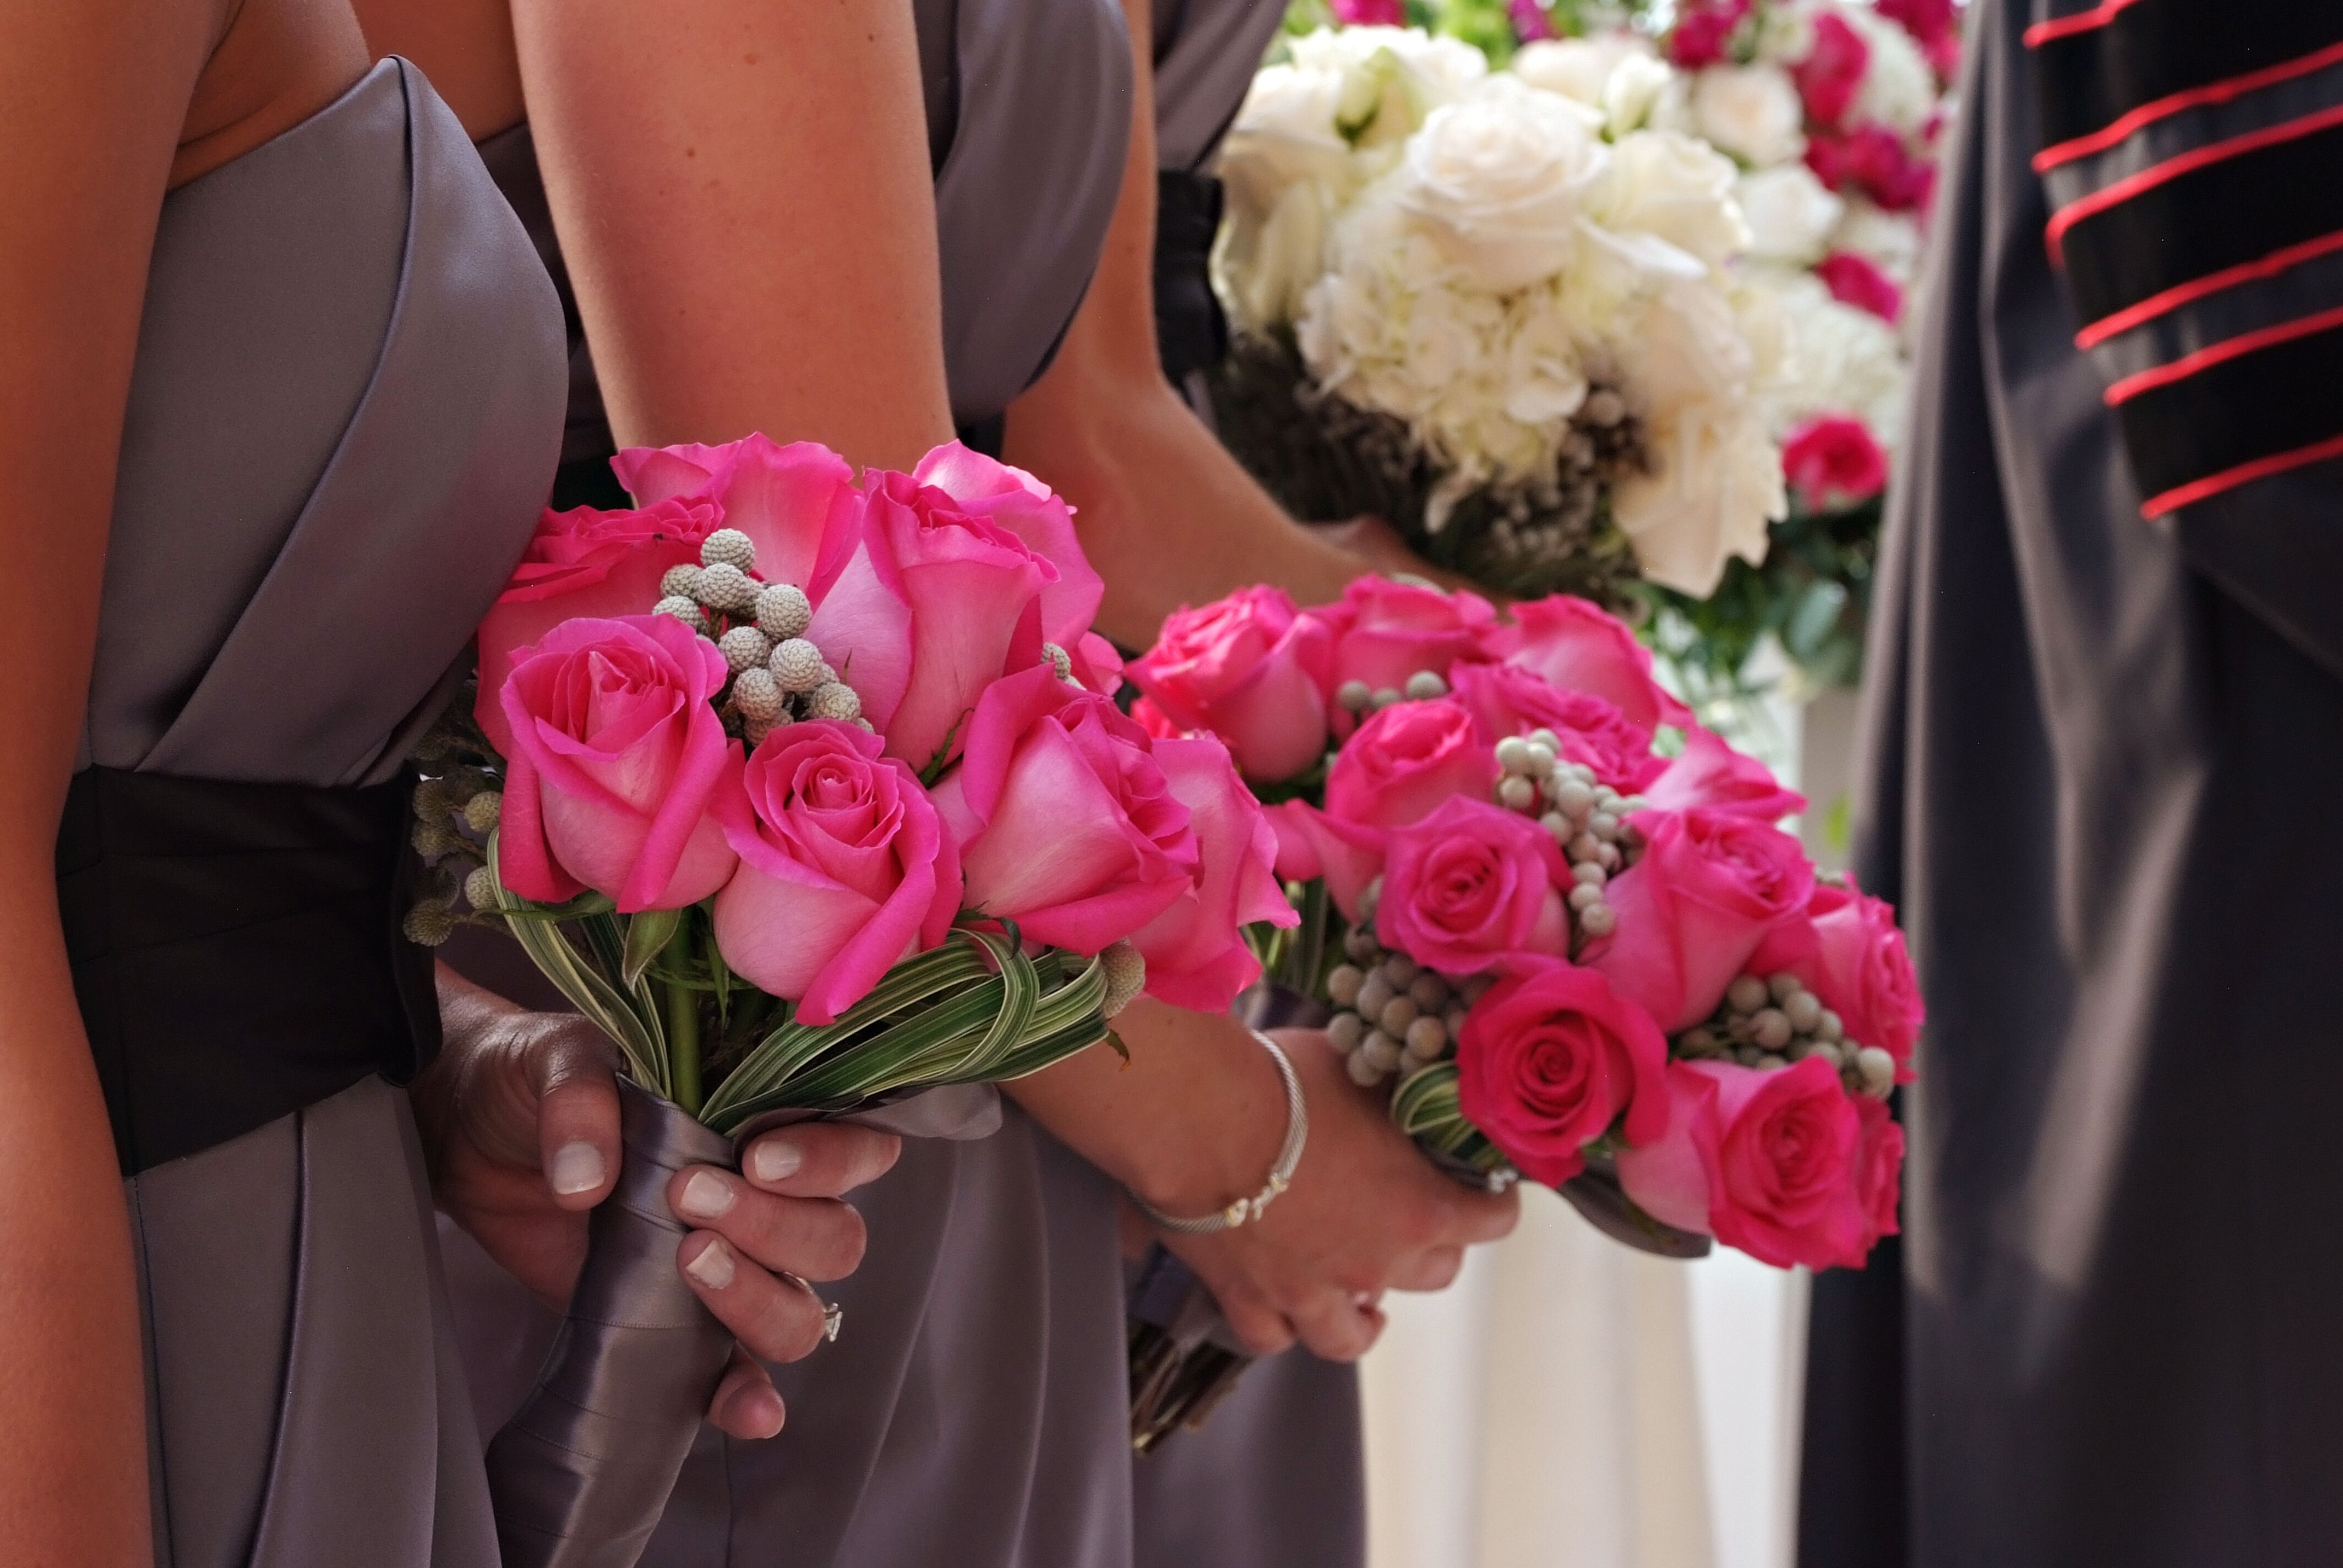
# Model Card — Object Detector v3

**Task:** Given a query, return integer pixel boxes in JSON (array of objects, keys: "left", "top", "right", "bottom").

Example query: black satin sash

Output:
[
  {"left": 1154, "top": 168, "right": 1230, "bottom": 388},
  {"left": 58, "top": 766, "right": 440, "bottom": 1175}
]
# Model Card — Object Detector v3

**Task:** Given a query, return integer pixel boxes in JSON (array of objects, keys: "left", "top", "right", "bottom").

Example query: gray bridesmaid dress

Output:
[
  {"left": 80, "top": 57, "right": 563, "bottom": 1567},
  {"left": 449, "top": 7, "right": 1140, "bottom": 1567},
  {"left": 1130, "top": 6, "right": 1369, "bottom": 1568},
  {"left": 1798, "top": 3, "right": 2343, "bottom": 1564}
]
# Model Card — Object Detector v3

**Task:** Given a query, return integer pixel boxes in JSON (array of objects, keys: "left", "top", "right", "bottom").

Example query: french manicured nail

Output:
[
  {"left": 749, "top": 1136, "right": 803, "bottom": 1184},
  {"left": 685, "top": 1237, "right": 736, "bottom": 1291},
  {"left": 678, "top": 1169, "right": 736, "bottom": 1221},
  {"left": 549, "top": 1141, "right": 605, "bottom": 1196}
]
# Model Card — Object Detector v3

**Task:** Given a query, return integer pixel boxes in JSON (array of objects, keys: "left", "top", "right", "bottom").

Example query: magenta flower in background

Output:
[
  {"left": 1781, "top": 416, "right": 1889, "bottom": 512},
  {"left": 1815, "top": 250, "right": 1905, "bottom": 324}
]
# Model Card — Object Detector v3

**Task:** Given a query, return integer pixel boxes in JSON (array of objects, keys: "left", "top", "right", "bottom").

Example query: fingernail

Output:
[
  {"left": 677, "top": 1169, "right": 736, "bottom": 1221},
  {"left": 685, "top": 1237, "right": 736, "bottom": 1291},
  {"left": 549, "top": 1142, "right": 605, "bottom": 1196},
  {"left": 749, "top": 1136, "right": 803, "bottom": 1184}
]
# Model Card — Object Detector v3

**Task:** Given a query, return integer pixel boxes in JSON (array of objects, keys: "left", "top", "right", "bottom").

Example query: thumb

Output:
[{"left": 519, "top": 1016, "right": 624, "bottom": 1211}]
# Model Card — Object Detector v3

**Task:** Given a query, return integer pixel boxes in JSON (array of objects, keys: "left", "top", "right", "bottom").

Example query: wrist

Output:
[{"left": 1127, "top": 1029, "right": 1306, "bottom": 1234}]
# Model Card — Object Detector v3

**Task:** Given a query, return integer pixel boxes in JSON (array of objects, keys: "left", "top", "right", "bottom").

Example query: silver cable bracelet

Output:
[{"left": 1129, "top": 1030, "right": 1309, "bottom": 1234}]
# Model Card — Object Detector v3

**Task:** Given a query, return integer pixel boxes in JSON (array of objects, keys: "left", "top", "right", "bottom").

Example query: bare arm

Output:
[
  {"left": 0, "top": 0, "right": 364, "bottom": 1551},
  {"left": 510, "top": 0, "right": 956, "bottom": 469},
  {"left": 999, "top": 0, "right": 1390, "bottom": 648}
]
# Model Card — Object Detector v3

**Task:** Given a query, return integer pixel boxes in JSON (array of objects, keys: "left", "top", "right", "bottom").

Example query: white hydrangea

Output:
[
  {"left": 1843, "top": 5, "right": 1939, "bottom": 136},
  {"left": 1748, "top": 267, "right": 1910, "bottom": 445},
  {"left": 1692, "top": 64, "right": 1807, "bottom": 168},
  {"left": 1831, "top": 200, "right": 1926, "bottom": 286},
  {"left": 1587, "top": 130, "right": 1750, "bottom": 273}
]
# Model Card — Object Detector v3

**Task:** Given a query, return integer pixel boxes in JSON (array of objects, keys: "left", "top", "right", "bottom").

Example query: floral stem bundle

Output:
[{"left": 411, "top": 435, "right": 1293, "bottom": 1566}]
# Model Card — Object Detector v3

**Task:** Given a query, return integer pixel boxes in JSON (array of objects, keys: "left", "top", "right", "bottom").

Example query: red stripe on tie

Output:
[
  {"left": 2104, "top": 302, "right": 2343, "bottom": 404},
  {"left": 2140, "top": 431, "right": 2343, "bottom": 518},
  {"left": 2046, "top": 100, "right": 2343, "bottom": 262},
  {"left": 2023, "top": 0, "right": 2147, "bottom": 47},
  {"left": 2034, "top": 39, "right": 2343, "bottom": 172},
  {"left": 2075, "top": 228, "right": 2343, "bottom": 349}
]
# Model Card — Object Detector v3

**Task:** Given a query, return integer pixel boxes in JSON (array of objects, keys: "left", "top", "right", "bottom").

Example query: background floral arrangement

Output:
[
  {"left": 1209, "top": 23, "right": 1790, "bottom": 606},
  {"left": 1249, "top": 0, "right": 1965, "bottom": 695}
]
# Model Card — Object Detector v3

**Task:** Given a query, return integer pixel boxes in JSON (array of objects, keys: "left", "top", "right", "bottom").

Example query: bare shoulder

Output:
[
  {"left": 176, "top": 0, "right": 372, "bottom": 187},
  {"left": 350, "top": 0, "right": 525, "bottom": 142}
]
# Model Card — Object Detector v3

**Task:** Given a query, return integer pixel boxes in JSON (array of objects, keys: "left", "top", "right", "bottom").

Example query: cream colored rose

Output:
[
  {"left": 1692, "top": 64, "right": 1806, "bottom": 168},
  {"left": 1510, "top": 33, "right": 1653, "bottom": 107},
  {"left": 1396, "top": 76, "right": 1610, "bottom": 293},
  {"left": 1601, "top": 55, "right": 1679, "bottom": 138},
  {"left": 1590, "top": 130, "right": 1750, "bottom": 272},
  {"left": 1832, "top": 202, "right": 1925, "bottom": 284},
  {"left": 1287, "top": 26, "right": 1487, "bottom": 149},
  {"left": 1736, "top": 164, "right": 1846, "bottom": 265},
  {"left": 1613, "top": 405, "right": 1784, "bottom": 595}
]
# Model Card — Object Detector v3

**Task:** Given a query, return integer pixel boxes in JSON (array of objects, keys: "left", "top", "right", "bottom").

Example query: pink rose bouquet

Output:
[
  {"left": 407, "top": 435, "right": 1293, "bottom": 1128},
  {"left": 1131, "top": 577, "right": 1915, "bottom": 1273}
]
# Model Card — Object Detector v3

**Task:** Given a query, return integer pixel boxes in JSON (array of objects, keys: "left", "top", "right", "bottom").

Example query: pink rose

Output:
[
  {"left": 1487, "top": 596, "right": 1691, "bottom": 733},
  {"left": 1129, "top": 588, "right": 1334, "bottom": 785},
  {"left": 476, "top": 497, "right": 722, "bottom": 753},
  {"left": 1644, "top": 725, "right": 1806, "bottom": 821},
  {"left": 1265, "top": 801, "right": 1388, "bottom": 922},
  {"left": 1803, "top": 879, "right": 1924, "bottom": 1070},
  {"left": 1782, "top": 416, "right": 1889, "bottom": 512},
  {"left": 1130, "top": 737, "right": 1299, "bottom": 1010},
  {"left": 1876, "top": 0, "right": 1957, "bottom": 49},
  {"left": 1377, "top": 797, "right": 1570, "bottom": 975},
  {"left": 1588, "top": 808, "right": 1816, "bottom": 1030},
  {"left": 1311, "top": 579, "right": 1497, "bottom": 717},
  {"left": 710, "top": 721, "right": 961, "bottom": 1026},
  {"left": 1794, "top": 12, "right": 1871, "bottom": 130},
  {"left": 1451, "top": 663, "right": 1666, "bottom": 794},
  {"left": 1814, "top": 252, "right": 1904, "bottom": 324},
  {"left": 1849, "top": 1094, "right": 1904, "bottom": 1259},
  {"left": 1325, "top": 699, "right": 1500, "bottom": 832},
  {"left": 497, "top": 615, "right": 741, "bottom": 912},
  {"left": 609, "top": 434, "right": 860, "bottom": 591},
  {"left": 1615, "top": 1058, "right": 1870, "bottom": 1268},
  {"left": 931, "top": 665, "right": 1199, "bottom": 952},
  {"left": 810, "top": 470, "right": 1055, "bottom": 772},
  {"left": 1669, "top": 0, "right": 1753, "bottom": 67},
  {"left": 1806, "top": 126, "right": 1934, "bottom": 211},
  {"left": 911, "top": 444, "right": 1103, "bottom": 652},
  {"left": 1457, "top": 957, "right": 1671, "bottom": 1186},
  {"left": 1332, "top": 0, "right": 1404, "bottom": 23}
]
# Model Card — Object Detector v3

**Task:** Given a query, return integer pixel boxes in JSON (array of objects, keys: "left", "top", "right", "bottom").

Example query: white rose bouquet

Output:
[{"left": 1211, "top": 25, "right": 1788, "bottom": 603}]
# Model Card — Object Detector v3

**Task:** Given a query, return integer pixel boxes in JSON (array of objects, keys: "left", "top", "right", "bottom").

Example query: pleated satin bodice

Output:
[{"left": 91, "top": 57, "right": 565, "bottom": 787}]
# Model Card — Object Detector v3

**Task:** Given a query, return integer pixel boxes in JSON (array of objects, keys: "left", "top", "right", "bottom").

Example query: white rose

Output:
[
  {"left": 1735, "top": 164, "right": 1846, "bottom": 265},
  {"left": 1752, "top": 269, "right": 1908, "bottom": 442},
  {"left": 1396, "top": 76, "right": 1610, "bottom": 293},
  {"left": 1615, "top": 277, "right": 1757, "bottom": 411},
  {"left": 1288, "top": 26, "right": 1487, "bottom": 148},
  {"left": 1217, "top": 178, "right": 1335, "bottom": 332},
  {"left": 1589, "top": 130, "right": 1750, "bottom": 271},
  {"left": 1692, "top": 64, "right": 1807, "bottom": 168},
  {"left": 1603, "top": 55, "right": 1680, "bottom": 138},
  {"left": 1500, "top": 297, "right": 1591, "bottom": 427},
  {"left": 1510, "top": 33, "right": 1654, "bottom": 108},
  {"left": 1613, "top": 406, "right": 1784, "bottom": 595},
  {"left": 1844, "top": 7, "right": 1938, "bottom": 135}
]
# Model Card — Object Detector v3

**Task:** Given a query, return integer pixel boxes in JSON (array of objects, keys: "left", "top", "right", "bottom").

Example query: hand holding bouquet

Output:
[{"left": 408, "top": 437, "right": 1292, "bottom": 1567}]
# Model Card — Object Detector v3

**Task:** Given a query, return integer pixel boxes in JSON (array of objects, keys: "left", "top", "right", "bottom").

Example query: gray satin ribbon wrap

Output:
[{"left": 486, "top": 1080, "right": 1002, "bottom": 1567}]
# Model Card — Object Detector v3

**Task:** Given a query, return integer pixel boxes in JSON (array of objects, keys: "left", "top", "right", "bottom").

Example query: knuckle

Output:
[{"left": 744, "top": 1289, "right": 826, "bottom": 1365}]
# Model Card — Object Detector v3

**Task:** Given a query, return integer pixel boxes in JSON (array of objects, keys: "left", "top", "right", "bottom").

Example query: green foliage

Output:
[{"left": 1642, "top": 494, "right": 1882, "bottom": 701}]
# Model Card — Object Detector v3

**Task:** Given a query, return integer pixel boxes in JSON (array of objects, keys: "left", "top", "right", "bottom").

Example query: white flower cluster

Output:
[
  {"left": 1677, "top": 971, "right": 1897, "bottom": 1099},
  {"left": 1223, "top": 28, "right": 1787, "bottom": 596}
]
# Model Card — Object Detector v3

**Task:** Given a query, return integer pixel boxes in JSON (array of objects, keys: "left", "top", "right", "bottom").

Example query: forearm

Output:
[
  {"left": 1004, "top": 998, "right": 1286, "bottom": 1216},
  {"left": 0, "top": 950, "right": 149, "bottom": 1562}
]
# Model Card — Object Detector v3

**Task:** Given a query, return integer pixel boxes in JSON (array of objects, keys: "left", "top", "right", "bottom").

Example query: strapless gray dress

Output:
[
  {"left": 93, "top": 57, "right": 563, "bottom": 1567},
  {"left": 446, "top": 7, "right": 1140, "bottom": 1567},
  {"left": 1126, "top": 6, "right": 1367, "bottom": 1568}
]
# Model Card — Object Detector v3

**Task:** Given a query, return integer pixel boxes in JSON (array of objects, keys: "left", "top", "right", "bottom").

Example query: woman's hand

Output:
[
  {"left": 1007, "top": 1001, "right": 1516, "bottom": 1363},
  {"left": 418, "top": 967, "right": 901, "bottom": 1439}
]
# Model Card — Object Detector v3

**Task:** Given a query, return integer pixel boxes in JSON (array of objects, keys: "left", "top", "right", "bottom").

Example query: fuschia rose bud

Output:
[
  {"left": 1309, "top": 579, "right": 1499, "bottom": 723},
  {"left": 1615, "top": 1059, "right": 1872, "bottom": 1270},
  {"left": 1669, "top": 0, "right": 1753, "bottom": 68},
  {"left": 1325, "top": 698, "right": 1501, "bottom": 832},
  {"left": 1588, "top": 807, "right": 1816, "bottom": 1030},
  {"left": 476, "top": 497, "right": 722, "bottom": 754},
  {"left": 610, "top": 434, "right": 860, "bottom": 591},
  {"left": 497, "top": 615, "right": 741, "bottom": 912},
  {"left": 1486, "top": 595, "right": 1692, "bottom": 733},
  {"left": 1130, "top": 737, "right": 1299, "bottom": 1011},
  {"left": 1813, "top": 251, "right": 1904, "bottom": 324},
  {"left": 711, "top": 721, "right": 962, "bottom": 1026},
  {"left": 1376, "top": 797, "right": 1571, "bottom": 975},
  {"left": 1802, "top": 879, "right": 1924, "bottom": 1071},
  {"left": 1458, "top": 957, "right": 1671, "bottom": 1187},
  {"left": 930, "top": 666, "right": 1200, "bottom": 952},
  {"left": 1451, "top": 663, "right": 1666, "bottom": 793},
  {"left": 1643, "top": 725, "right": 1807, "bottom": 822},
  {"left": 1129, "top": 587, "right": 1334, "bottom": 785},
  {"left": 1794, "top": 12, "right": 1871, "bottom": 130}
]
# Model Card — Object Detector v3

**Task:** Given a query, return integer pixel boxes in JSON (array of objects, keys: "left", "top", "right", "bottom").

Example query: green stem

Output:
[{"left": 665, "top": 920, "right": 704, "bottom": 1117}]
